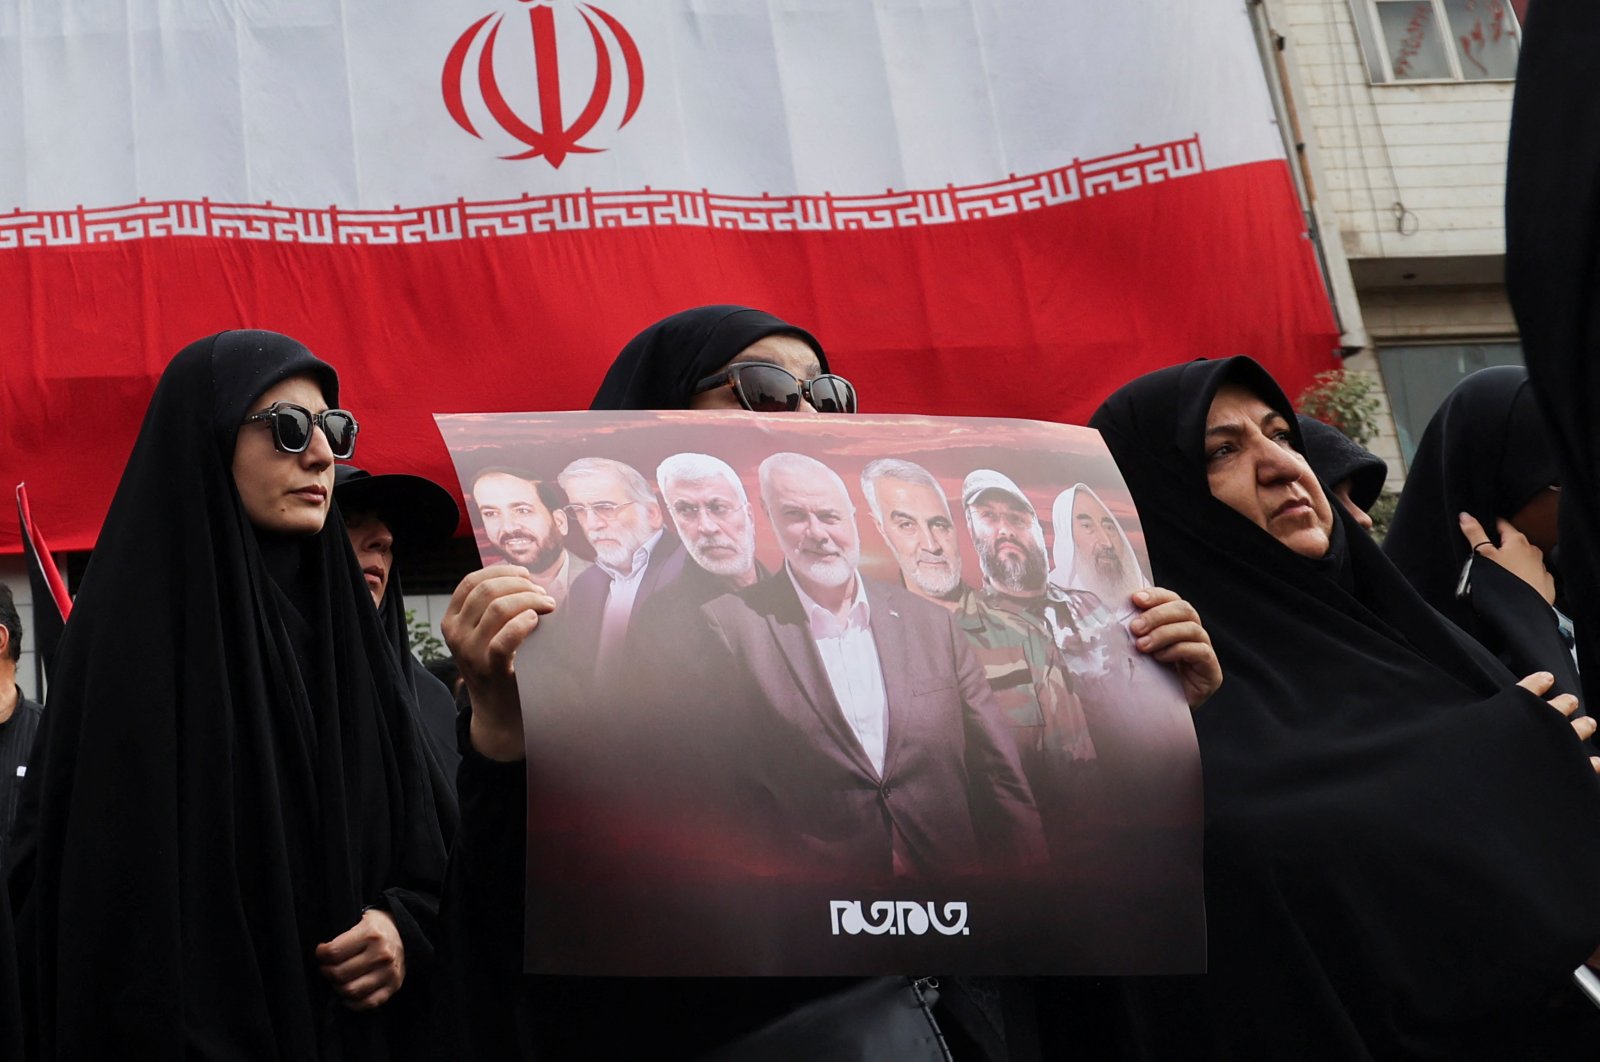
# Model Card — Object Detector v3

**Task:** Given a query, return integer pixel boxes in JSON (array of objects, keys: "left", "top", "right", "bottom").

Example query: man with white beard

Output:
[
  {"left": 1049, "top": 483, "right": 1147, "bottom": 623},
  {"left": 627, "top": 452, "right": 769, "bottom": 645},
  {"left": 698, "top": 451, "right": 1047, "bottom": 881},
  {"left": 657, "top": 452, "right": 762, "bottom": 586},
  {"left": 557, "top": 456, "right": 686, "bottom": 678},
  {"left": 864, "top": 459, "right": 1094, "bottom": 773}
]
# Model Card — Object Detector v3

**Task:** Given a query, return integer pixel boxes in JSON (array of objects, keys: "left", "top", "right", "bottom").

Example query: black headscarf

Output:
[
  {"left": 1381, "top": 367, "right": 1576, "bottom": 696},
  {"left": 1087, "top": 356, "right": 1600, "bottom": 1058},
  {"left": 1296, "top": 414, "right": 1386, "bottom": 512},
  {"left": 1383, "top": 366, "right": 1558, "bottom": 607},
  {"left": 333, "top": 465, "right": 465, "bottom": 788},
  {"left": 13, "top": 331, "right": 448, "bottom": 1060},
  {"left": 444, "top": 309, "right": 913, "bottom": 1060},
  {"left": 590, "top": 305, "right": 828, "bottom": 410}
]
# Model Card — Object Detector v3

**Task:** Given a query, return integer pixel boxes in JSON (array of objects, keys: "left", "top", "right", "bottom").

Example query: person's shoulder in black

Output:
[
  {"left": 406, "top": 655, "right": 462, "bottom": 779},
  {"left": 0, "top": 689, "right": 44, "bottom": 852}
]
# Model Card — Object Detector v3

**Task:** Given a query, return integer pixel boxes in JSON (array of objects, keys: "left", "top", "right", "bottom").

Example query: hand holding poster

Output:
[{"left": 436, "top": 410, "right": 1203, "bottom": 976}]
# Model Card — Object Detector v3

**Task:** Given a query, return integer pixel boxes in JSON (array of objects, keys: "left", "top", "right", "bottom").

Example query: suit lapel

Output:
[
  {"left": 762, "top": 575, "right": 881, "bottom": 779},
  {"left": 636, "top": 532, "right": 682, "bottom": 602},
  {"left": 865, "top": 579, "right": 911, "bottom": 780}
]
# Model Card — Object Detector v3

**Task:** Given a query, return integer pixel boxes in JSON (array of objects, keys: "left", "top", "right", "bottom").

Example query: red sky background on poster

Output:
[
  {"left": 433, "top": 409, "right": 1203, "bottom": 976},
  {"left": 0, "top": 1, "right": 1339, "bottom": 555},
  {"left": 440, "top": 410, "right": 1152, "bottom": 589}
]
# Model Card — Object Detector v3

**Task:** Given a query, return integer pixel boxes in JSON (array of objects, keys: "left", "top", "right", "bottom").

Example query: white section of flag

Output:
[{"left": 0, "top": 0, "right": 1282, "bottom": 211}]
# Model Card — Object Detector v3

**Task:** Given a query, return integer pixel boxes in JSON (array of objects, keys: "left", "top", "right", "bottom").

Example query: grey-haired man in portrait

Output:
[
  {"left": 557, "top": 456, "right": 686, "bottom": 679},
  {"left": 628, "top": 453, "right": 768, "bottom": 642},
  {"left": 698, "top": 451, "right": 1047, "bottom": 881},
  {"left": 864, "top": 461, "right": 1094, "bottom": 791}
]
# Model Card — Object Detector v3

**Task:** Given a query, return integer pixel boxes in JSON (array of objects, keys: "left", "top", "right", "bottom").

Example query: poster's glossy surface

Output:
[{"left": 437, "top": 410, "right": 1203, "bottom": 975}]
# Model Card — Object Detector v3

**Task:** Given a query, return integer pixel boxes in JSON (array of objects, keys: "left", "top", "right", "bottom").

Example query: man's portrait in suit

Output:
[
  {"left": 864, "top": 459, "right": 1095, "bottom": 824},
  {"left": 700, "top": 451, "right": 1048, "bottom": 882},
  {"left": 629, "top": 453, "right": 770, "bottom": 648},
  {"left": 555, "top": 457, "right": 686, "bottom": 680}
]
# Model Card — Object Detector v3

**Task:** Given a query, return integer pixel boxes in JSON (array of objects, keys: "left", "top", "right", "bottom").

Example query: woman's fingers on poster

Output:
[
  {"left": 1129, "top": 586, "right": 1222, "bottom": 708},
  {"left": 443, "top": 565, "right": 554, "bottom": 760}
]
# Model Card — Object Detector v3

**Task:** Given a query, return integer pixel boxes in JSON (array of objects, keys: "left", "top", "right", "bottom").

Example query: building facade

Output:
[{"left": 1254, "top": 0, "right": 1527, "bottom": 486}]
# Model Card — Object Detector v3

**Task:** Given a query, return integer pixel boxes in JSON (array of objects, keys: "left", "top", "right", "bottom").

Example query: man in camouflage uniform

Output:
[{"left": 860, "top": 460, "right": 1096, "bottom": 792}]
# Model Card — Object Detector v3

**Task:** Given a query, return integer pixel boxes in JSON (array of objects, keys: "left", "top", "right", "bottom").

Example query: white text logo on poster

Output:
[{"left": 830, "top": 900, "right": 970, "bottom": 937}]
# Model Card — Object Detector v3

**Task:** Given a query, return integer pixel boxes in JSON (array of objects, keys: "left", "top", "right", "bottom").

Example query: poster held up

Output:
[{"left": 435, "top": 410, "right": 1204, "bottom": 976}]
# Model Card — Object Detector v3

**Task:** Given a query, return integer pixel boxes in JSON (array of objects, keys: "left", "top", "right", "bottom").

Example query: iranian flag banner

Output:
[{"left": 0, "top": 0, "right": 1337, "bottom": 553}]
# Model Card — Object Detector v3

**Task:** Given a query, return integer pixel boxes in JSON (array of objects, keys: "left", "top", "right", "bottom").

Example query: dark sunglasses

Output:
[
  {"left": 692, "top": 362, "right": 858, "bottom": 414},
  {"left": 243, "top": 401, "right": 360, "bottom": 459}
]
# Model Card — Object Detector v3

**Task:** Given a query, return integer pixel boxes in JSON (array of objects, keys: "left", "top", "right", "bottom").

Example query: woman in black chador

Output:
[
  {"left": 1382, "top": 366, "right": 1579, "bottom": 701},
  {"left": 9, "top": 330, "right": 449, "bottom": 1059},
  {"left": 1080, "top": 355, "right": 1600, "bottom": 1060}
]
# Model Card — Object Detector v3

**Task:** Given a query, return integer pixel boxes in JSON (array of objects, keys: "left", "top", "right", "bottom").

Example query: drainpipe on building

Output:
[{"left": 1247, "top": 0, "right": 1371, "bottom": 356}]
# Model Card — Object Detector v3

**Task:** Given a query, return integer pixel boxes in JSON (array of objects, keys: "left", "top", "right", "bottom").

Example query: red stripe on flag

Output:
[{"left": 0, "top": 159, "right": 1337, "bottom": 555}]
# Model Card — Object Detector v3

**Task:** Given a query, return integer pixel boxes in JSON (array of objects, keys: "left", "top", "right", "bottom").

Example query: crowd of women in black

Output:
[{"left": 5, "top": 3, "right": 1600, "bottom": 1057}]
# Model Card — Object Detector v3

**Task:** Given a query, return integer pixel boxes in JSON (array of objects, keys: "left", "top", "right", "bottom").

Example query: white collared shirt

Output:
[
  {"left": 596, "top": 528, "right": 664, "bottom": 670},
  {"left": 544, "top": 551, "right": 573, "bottom": 604},
  {"left": 788, "top": 567, "right": 889, "bottom": 776}
]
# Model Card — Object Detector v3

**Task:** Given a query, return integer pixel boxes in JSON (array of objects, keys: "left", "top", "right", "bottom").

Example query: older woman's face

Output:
[
  {"left": 1204, "top": 383, "right": 1335, "bottom": 559},
  {"left": 232, "top": 373, "right": 335, "bottom": 536},
  {"left": 689, "top": 334, "right": 824, "bottom": 412}
]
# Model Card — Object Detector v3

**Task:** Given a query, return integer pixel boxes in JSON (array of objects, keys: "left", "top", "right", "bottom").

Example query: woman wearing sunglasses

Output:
[
  {"left": 590, "top": 303, "right": 856, "bottom": 413},
  {"left": 11, "top": 330, "right": 449, "bottom": 1060},
  {"left": 440, "top": 305, "right": 921, "bottom": 1060},
  {"left": 439, "top": 306, "right": 1217, "bottom": 1060}
]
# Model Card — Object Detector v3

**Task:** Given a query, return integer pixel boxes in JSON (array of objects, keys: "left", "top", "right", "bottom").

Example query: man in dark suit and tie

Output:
[{"left": 701, "top": 451, "right": 1048, "bottom": 882}]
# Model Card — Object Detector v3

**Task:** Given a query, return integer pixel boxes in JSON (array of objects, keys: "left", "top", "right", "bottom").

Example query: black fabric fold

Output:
[
  {"left": 444, "top": 307, "right": 955, "bottom": 1059},
  {"left": 1507, "top": 0, "right": 1600, "bottom": 714},
  {"left": 1296, "top": 414, "right": 1387, "bottom": 512},
  {"left": 1079, "top": 355, "right": 1600, "bottom": 1058},
  {"left": 9, "top": 330, "right": 448, "bottom": 1060}
]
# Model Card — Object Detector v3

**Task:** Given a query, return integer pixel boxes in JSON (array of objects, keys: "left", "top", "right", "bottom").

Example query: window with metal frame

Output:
[
  {"left": 1377, "top": 341, "right": 1523, "bottom": 465},
  {"left": 1349, "top": 0, "right": 1520, "bottom": 83}
]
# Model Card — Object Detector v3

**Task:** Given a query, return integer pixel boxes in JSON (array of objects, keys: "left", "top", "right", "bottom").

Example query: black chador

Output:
[
  {"left": 1073, "top": 356, "right": 1600, "bottom": 1059},
  {"left": 9, "top": 331, "right": 449, "bottom": 1060},
  {"left": 1383, "top": 366, "right": 1578, "bottom": 701}
]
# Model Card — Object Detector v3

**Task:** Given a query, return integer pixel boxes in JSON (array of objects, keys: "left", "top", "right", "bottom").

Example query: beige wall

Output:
[
  {"left": 1270, "top": 0, "right": 1515, "bottom": 261},
  {"left": 1261, "top": 0, "right": 1522, "bottom": 490},
  {"left": 1361, "top": 283, "right": 1516, "bottom": 340}
]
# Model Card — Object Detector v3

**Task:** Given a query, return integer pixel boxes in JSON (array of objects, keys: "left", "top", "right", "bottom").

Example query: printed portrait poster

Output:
[{"left": 435, "top": 411, "right": 1204, "bottom": 977}]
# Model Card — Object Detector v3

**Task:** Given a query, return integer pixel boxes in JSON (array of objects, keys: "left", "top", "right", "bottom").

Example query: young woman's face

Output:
[
  {"left": 1204, "top": 383, "right": 1335, "bottom": 559},
  {"left": 232, "top": 374, "right": 335, "bottom": 537}
]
